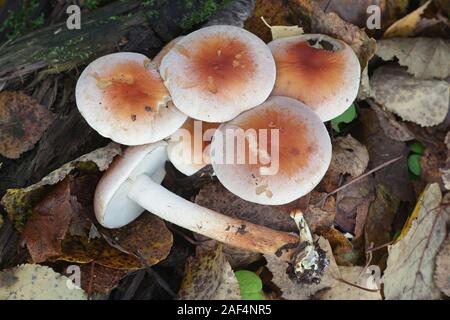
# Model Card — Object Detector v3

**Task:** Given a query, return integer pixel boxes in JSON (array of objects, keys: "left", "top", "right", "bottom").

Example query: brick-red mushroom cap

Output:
[
  {"left": 160, "top": 25, "right": 276, "bottom": 122},
  {"left": 210, "top": 96, "right": 332, "bottom": 205},
  {"left": 268, "top": 34, "right": 361, "bottom": 122},
  {"left": 76, "top": 52, "right": 187, "bottom": 145}
]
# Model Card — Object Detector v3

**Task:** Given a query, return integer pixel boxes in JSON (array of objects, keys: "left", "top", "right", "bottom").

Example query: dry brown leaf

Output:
[
  {"left": 304, "top": 192, "right": 336, "bottom": 233},
  {"left": 315, "top": 266, "right": 382, "bottom": 300},
  {"left": 434, "top": 233, "right": 450, "bottom": 297},
  {"left": 79, "top": 263, "right": 129, "bottom": 294},
  {"left": 265, "top": 237, "right": 340, "bottom": 300},
  {"left": 383, "top": 183, "right": 446, "bottom": 299},
  {"left": 321, "top": 135, "right": 369, "bottom": 192},
  {"left": 245, "top": 0, "right": 294, "bottom": 43},
  {"left": 288, "top": 0, "right": 377, "bottom": 70},
  {"left": 370, "top": 101, "right": 415, "bottom": 142},
  {"left": 0, "top": 264, "right": 87, "bottom": 300},
  {"left": 371, "top": 66, "right": 449, "bottom": 127},
  {"left": 100, "top": 213, "right": 173, "bottom": 267},
  {"left": 377, "top": 38, "right": 450, "bottom": 80},
  {"left": 1, "top": 142, "right": 121, "bottom": 229},
  {"left": 0, "top": 91, "right": 54, "bottom": 159},
  {"left": 21, "top": 177, "right": 86, "bottom": 263},
  {"left": 178, "top": 244, "right": 241, "bottom": 300},
  {"left": 384, "top": 0, "right": 432, "bottom": 37}
]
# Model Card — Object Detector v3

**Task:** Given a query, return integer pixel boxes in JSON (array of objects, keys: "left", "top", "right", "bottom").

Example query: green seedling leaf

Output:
[
  {"left": 408, "top": 154, "right": 422, "bottom": 176},
  {"left": 331, "top": 104, "right": 357, "bottom": 133},
  {"left": 409, "top": 141, "right": 425, "bottom": 155},
  {"left": 235, "top": 270, "right": 264, "bottom": 300}
]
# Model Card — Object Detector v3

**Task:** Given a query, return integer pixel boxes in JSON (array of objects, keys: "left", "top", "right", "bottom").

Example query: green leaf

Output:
[
  {"left": 331, "top": 104, "right": 357, "bottom": 133},
  {"left": 409, "top": 142, "right": 425, "bottom": 155},
  {"left": 408, "top": 154, "right": 422, "bottom": 176},
  {"left": 234, "top": 270, "right": 264, "bottom": 300}
]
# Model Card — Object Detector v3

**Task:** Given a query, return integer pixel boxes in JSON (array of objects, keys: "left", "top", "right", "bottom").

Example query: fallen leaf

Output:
[
  {"left": 21, "top": 177, "right": 87, "bottom": 263},
  {"left": 383, "top": 183, "right": 446, "bottom": 299},
  {"left": 288, "top": 0, "right": 377, "bottom": 69},
  {"left": 359, "top": 107, "right": 413, "bottom": 266},
  {"left": 336, "top": 177, "right": 375, "bottom": 238},
  {"left": 315, "top": 266, "right": 381, "bottom": 300},
  {"left": 376, "top": 38, "right": 450, "bottom": 80},
  {"left": 331, "top": 104, "right": 357, "bottom": 133},
  {"left": 434, "top": 233, "right": 450, "bottom": 297},
  {"left": 304, "top": 192, "right": 336, "bottom": 233},
  {"left": 321, "top": 135, "right": 370, "bottom": 192},
  {"left": 320, "top": 228, "right": 357, "bottom": 266},
  {"left": 260, "top": 16, "right": 303, "bottom": 40},
  {"left": 383, "top": 0, "right": 449, "bottom": 38},
  {"left": 178, "top": 244, "right": 241, "bottom": 300},
  {"left": 245, "top": 0, "right": 294, "bottom": 43},
  {"left": 79, "top": 263, "right": 129, "bottom": 294},
  {"left": 0, "top": 91, "right": 54, "bottom": 159},
  {"left": 1, "top": 142, "right": 121, "bottom": 229},
  {"left": 0, "top": 264, "right": 87, "bottom": 300},
  {"left": 58, "top": 236, "right": 142, "bottom": 270},
  {"left": 100, "top": 213, "right": 173, "bottom": 267},
  {"left": 265, "top": 237, "right": 340, "bottom": 300},
  {"left": 370, "top": 66, "right": 449, "bottom": 127},
  {"left": 370, "top": 101, "right": 415, "bottom": 142}
]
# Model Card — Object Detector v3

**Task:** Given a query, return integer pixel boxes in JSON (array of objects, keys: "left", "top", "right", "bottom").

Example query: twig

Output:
[
  {"left": 316, "top": 155, "right": 404, "bottom": 208},
  {"left": 336, "top": 277, "right": 380, "bottom": 293}
]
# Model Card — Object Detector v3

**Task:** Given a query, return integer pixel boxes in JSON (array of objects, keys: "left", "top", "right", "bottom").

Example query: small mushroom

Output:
[
  {"left": 210, "top": 96, "right": 332, "bottom": 205},
  {"left": 75, "top": 52, "right": 187, "bottom": 145},
  {"left": 94, "top": 141, "right": 299, "bottom": 259},
  {"left": 160, "top": 25, "right": 276, "bottom": 122},
  {"left": 268, "top": 34, "right": 361, "bottom": 122},
  {"left": 167, "top": 118, "right": 219, "bottom": 176}
]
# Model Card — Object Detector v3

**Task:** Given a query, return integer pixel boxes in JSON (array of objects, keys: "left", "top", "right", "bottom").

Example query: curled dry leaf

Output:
[
  {"left": 376, "top": 38, "right": 450, "bottom": 80},
  {"left": 0, "top": 264, "right": 87, "bottom": 300},
  {"left": 321, "top": 135, "right": 369, "bottom": 192},
  {"left": 304, "top": 192, "right": 336, "bottom": 234},
  {"left": 383, "top": 183, "right": 446, "bottom": 300},
  {"left": 178, "top": 244, "right": 241, "bottom": 300},
  {"left": 371, "top": 66, "right": 449, "bottom": 127},
  {"left": 315, "top": 266, "right": 381, "bottom": 300},
  {"left": 0, "top": 91, "right": 55, "bottom": 159},
  {"left": 21, "top": 177, "right": 88, "bottom": 263},
  {"left": 383, "top": 0, "right": 449, "bottom": 38},
  {"left": 1, "top": 142, "right": 121, "bottom": 229},
  {"left": 288, "top": 0, "right": 377, "bottom": 69},
  {"left": 370, "top": 101, "right": 415, "bottom": 142},
  {"left": 79, "top": 263, "right": 129, "bottom": 294},
  {"left": 265, "top": 237, "right": 339, "bottom": 300},
  {"left": 100, "top": 213, "right": 173, "bottom": 267},
  {"left": 434, "top": 233, "right": 450, "bottom": 297}
]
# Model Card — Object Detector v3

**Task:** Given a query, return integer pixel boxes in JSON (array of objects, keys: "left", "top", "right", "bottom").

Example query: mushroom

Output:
[
  {"left": 94, "top": 141, "right": 299, "bottom": 259},
  {"left": 268, "top": 34, "right": 361, "bottom": 122},
  {"left": 152, "top": 36, "right": 184, "bottom": 70},
  {"left": 76, "top": 52, "right": 187, "bottom": 145},
  {"left": 160, "top": 25, "right": 276, "bottom": 122},
  {"left": 167, "top": 118, "right": 219, "bottom": 176},
  {"left": 210, "top": 96, "right": 332, "bottom": 205}
]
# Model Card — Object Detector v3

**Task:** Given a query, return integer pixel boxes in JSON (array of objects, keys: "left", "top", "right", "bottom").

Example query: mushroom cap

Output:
[
  {"left": 210, "top": 96, "right": 332, "bottom": 205},
  {"left": 153, "top": 36, "right": 184, "bottom": 70},
  {"left": 167, "top": 118, "right": 219, "bottom": 176},
  {"left": 76, "top": 52, "right": 187, "bottom": 145},
  {"left": 268, "top": 34, "right": 361, "bottom": 122},
  {"left": 94, "top": 141, "right": 168, "bottom": 228},
  {"left": 160, "top": 25, "right": 276, "bottom": 122}
]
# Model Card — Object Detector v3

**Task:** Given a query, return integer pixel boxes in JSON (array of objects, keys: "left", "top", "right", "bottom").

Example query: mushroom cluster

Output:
[{"left": 76, "top": 25, "right": 360, "bottom": 279}]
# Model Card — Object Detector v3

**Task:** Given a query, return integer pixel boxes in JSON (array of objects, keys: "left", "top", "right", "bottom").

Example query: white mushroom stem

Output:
[{"left": 128, "top": 174, "right": 299, "bottom": 260}]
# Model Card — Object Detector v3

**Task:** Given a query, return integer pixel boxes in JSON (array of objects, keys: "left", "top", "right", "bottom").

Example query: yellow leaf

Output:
[
  {"left": 383, "top": 0, "right": 431, "bottom": 38},
  {"left": 261, "top": 17, "right": 303, "bottom": 40}
]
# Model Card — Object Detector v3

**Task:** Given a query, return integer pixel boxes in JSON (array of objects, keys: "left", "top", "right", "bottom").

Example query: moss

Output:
[
  {"left": 0, "top": 0, "right": 45, "bottom": 41},
  {"left": 32, "top": 36, "right": 93, "bottom": 65},
  {"left": 179, "top": 0, "right": 228, "bottom": 30}
]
